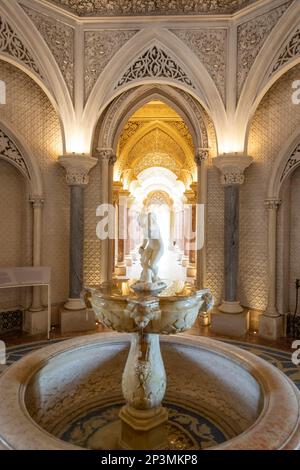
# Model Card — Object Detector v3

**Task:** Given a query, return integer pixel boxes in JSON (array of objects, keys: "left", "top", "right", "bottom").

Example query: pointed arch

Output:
[
  {"left": 0, "top": 2, "right": 76, "bottom": 151},
  {"left": 267, "top": 129, "right": 300, "bottom": 199},
  {"left": 0, "top": 118, "right": 44, "bottom": 197},
  {"left": 236, "top": 0, "right": 300, "bottom": 152},
  {"left": 84, "top": 28, "right": 225, "bottom": 151}
]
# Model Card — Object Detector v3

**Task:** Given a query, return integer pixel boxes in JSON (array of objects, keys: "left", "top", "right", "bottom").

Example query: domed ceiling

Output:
[{"left": 42, "top": 0, "right": 259, "bottom": 17}]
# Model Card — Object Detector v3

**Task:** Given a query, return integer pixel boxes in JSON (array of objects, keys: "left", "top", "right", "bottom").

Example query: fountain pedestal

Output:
[{"left": 86, "top": 280, "right": 213, "bottom": 450}]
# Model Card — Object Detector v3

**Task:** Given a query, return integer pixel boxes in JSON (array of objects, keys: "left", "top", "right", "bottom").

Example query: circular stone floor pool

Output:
[{"left": 0, "top": 333, "right": 299, "bottom": 450}]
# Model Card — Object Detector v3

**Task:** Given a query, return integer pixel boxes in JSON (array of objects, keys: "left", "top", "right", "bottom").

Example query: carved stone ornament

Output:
[
  {"left": 84, "top": 30, "right": 138, "bottom": 101},
  {"left": 96, "top": 148, "right": 117, "bottom": 165},
  {"left": 116, "top": 45, "right": 195, "bottom": 90},
  {"left": 195, "top": 148, "right": 209, "bottom": 166},
  {"left": 0, "top": 129, "right": 30, "bottom": 180},
  {"left": 213, "top": 154, "right": 253, "bottom": 186},
  {"left": 237, "top": 2, "right": 292, "bottom": 97},
  {"left": 22, "top": 6, "right": 75, "bottom": 99},
  {"left": 280, "top": 142, "right": 300, "bottom": 182},
  {"left": 171, "top": 29, "right": 227, "bottom": 102},
  {"left": 0, "top": 15, "right": 41, "bottom": 78},
  {"left": 58, "top": 154, "right": 98, "bottom": 186},
  {"left": 271, "top": 27, "right": 300, "bottom": 76},
  {"left": 30, "top": 195, "right": 45, "bottom": 209},
  {"left": 45, "top": 1, "right": 258, "bottom": 17},
  {"left": 265, "top": 198, "right": 281, "bottom": 210}
]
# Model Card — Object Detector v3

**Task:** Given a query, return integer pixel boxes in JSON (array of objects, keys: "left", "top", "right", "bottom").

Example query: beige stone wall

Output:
[
  {"left": 242, "top": 64, "right": 300, "bottom": 311},
  {"left": 0, "top": 60, "right": 68, "bottom": 307}
]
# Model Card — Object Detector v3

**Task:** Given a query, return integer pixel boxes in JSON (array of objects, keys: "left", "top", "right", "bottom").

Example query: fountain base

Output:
[{"left": 119, "top": 405, "right": 168, "bottom": 450}]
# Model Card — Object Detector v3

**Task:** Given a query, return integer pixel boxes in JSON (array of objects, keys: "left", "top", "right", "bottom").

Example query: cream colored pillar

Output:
[
  {"left": 259, "top": 198, "right": 282, "bottom": 340},
  {"left": 108, "top": 154, "right": 117, "bottom": 280},
  {"left": 58, "top": 154, "right": 97, "bottom": 333},
  {"left": 29, "top": 195, "right": 44, "bottom": 312},
  {"left": 211, "top": 154, "right": 253, "bottom": 337}
]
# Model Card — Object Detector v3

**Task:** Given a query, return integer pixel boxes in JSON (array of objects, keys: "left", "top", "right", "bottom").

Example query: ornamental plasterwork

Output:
[
  {"left": 168, "top": 121, "right": 194, "bottom": 151},
  {"left": 0, "top": 15, "right": 41, "bottom": 78},
  {"left": 0, "top": 129, "right": 30, "bottom": 180},
  {"left": 133, "top": 152, "right": 182, "bottom": 177},
  {"left": 116, "top": 45, "right": 195, "bottom": 90},
  {"left": 237, "top": 2, "right": 292, "bottom": 97},
  {"left": 22, "top": 6, "right": 74, "bottom": 99},
  {"left": 171, "top": 29, "right": 227, "bottom": 102},
  {"left": 45, "top": 1, "right": 258, "bottom": 17},
  {"left": 84, "top": 30, "right": 138, "bottom": 101},
  {"left": 118, "top": 121, "right": 145, "bottom": 152},
  {"left": 280, "top": 142, "right": 300, "bottom": 182},
  {"left": 271, "top": 27, "right": 300, "bottom": 76}
]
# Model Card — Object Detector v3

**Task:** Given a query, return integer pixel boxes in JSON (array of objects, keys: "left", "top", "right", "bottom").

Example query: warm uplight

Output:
[{"left": 67, "top": 130, "right": 88, "bottom": 154}]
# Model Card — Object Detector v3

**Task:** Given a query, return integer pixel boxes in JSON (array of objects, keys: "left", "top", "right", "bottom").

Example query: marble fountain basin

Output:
[{"left": 0, "top": 333, "right": 300, "bottom": 450}]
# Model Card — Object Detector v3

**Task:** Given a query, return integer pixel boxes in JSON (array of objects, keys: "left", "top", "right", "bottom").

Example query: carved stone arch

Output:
[
  {"left": 0, "top": 3, "right": 75, "bottom": 150},
  {"left": 84, "top": 29, "right": 225, "bottom": 151},
  {"left": 267, "top": 129, "right": 300, "bottom": 200},
  {"left": 0, "top": 119, "right": 43, "bottom": 197},
  {"left": 97, "top": 85, "right": 208, "bottom": 154},
  {"left": 237, "top": 0, "right": 300, "bottom": 152}
]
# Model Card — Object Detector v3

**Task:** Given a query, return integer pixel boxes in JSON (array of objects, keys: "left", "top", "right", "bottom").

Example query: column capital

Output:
[
  {"left": 59, "top": 154, "right": 98, "bottom": 186},
  {"left": 213, "top": 154, "right": 253, "bottom": 186},
  {"left": 29, "top": 195, "right": 45, "bottom": 209},
  {"left": 96, "top": 148, "right": 117, "bottom": 165},
  {"left": 265, "top": 198, "right": 281, "bottom": 210},
  {"left": 195, "top": 148, "right": 210, "bottom": 166}
]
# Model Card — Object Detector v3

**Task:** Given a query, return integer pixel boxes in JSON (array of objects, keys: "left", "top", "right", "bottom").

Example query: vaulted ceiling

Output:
[{"left": 42, "top": 0, "right": 259, "bottom": 17}]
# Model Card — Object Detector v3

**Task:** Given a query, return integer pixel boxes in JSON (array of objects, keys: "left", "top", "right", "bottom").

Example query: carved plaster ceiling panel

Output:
[
  {"left": 84, "top": 29, "right": 138, "bottom": 101},
  {"left": 237, "top": 1, "right": 292, "bottom": 97},
  {"left": 22, "top": 6, "right": 74, "bottom": 98},
  {"left": 171, "top": 29, "right": 227, "bottom": 102},
  {"left": 133, "top": 152, "right": 182, "bottom": 177},
  {"left": 271, "top": 27, "right": 300, "bottom": 77},
  {"left": 44, "top": 1, "right": 259, "bottom": 17},
  {"left": 0, "top": 129, "right": 30, "bottom": 180}
]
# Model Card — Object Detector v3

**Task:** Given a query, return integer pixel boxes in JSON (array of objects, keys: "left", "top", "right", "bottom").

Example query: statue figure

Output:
[{"left": 132, "top": 212, "right": 166, "bottom": 292}]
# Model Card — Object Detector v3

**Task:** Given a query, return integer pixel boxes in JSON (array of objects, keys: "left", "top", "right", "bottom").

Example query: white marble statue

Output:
[{"left": 133, "top": 212, "right": 165, "bottom": 291}]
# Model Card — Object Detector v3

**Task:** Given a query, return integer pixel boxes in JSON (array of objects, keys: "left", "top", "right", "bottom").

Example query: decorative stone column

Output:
[
  {"left": 59, "top": 154, "right": 97, "bottom": 333},
  {"left": 195, "top": 149, "right": 209, "bottom": 289},
  {"left": 29, "top": 195, "right": 44, "bottom": 311},
  {"left": 259, "top": 198, "right": 282, "bottom": 340},
  {"left": 97, "top": 149, "right": 116, "bottom": 281},
  {"left": 211, "top": 154, "right": 253, "bottom": 336}
]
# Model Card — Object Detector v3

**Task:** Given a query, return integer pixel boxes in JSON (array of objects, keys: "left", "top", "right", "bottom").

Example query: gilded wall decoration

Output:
[
  {"left": 116, "top": 46, "right": 195, "bottom": 90},
  {"left": 237, "top": 2, "right": 292, "bottom": 97},
  {"left": 133, "top": 152, "right": 182, "bottom": 177},
  {"left": 0, "top": 15, "right": 41, "bottom": 78},
  {"left": 271, "top": 27, "right": 300, "bottom": 76},
  {"left": 171, "top": 29, "right": 227, "bottom": 102},
  {"left": 280, "top": 142, "right": 300, "bottom": 182},
  {"left": 45, "top": 1, "right": 258, "bottom": 17},
  {"left": 168, "top": 121, "right": 194, "bottom": 150},
  {"left": 22, "top": 6, "right": 74, "bottom": 99},
  {"left": 118, "top": 121, "right": 145, "bottom": 152},
  {"left": 0, "top": 129, "right": 30, "bottom": 180},
  {"left": 84, "top": 30, "right": 138, "bottom": 101}
]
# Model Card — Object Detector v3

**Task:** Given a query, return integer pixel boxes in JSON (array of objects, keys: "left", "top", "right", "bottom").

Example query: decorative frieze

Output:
[
  {"left": 0, "top": 129, "right": 30, "bottom": 180},
  {"left": 271, "top": 27, "right": 300, "bottom": 76},
  {"left": 84, "top": 30, "right": 138, "bottom": 101},
  {"left": 195, "top": 148, "right": 209, "bottom": 166},
  {"left": 0, "top": 15, "right": 41, "bottom": 79},
  {"left": 116, "top": 45, "right": 195, "bottom": 90},
  {"left": 22, "top": 6, "right": 74, "bottom": 99},
  {"left": 237, "top": 2, "right": 292, "bottom": 97},
  {"left": 45, "top": 0, "right": 258, "bottom": 17},
  {"left": 171, "top": 29, "right": 227, "bottom": 102}
]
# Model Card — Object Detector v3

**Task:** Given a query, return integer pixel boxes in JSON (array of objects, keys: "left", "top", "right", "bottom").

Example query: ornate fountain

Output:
[{"left": 84, "top": 212, "right": 213, "bottom": 450}]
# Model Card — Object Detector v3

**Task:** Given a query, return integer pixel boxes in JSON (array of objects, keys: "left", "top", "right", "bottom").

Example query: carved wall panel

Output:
[
  {"left": 84, "top": 30, "right": 138, "bottom": 101},
  {"left": 22, "top": 6, "right": 74, "bottom": 99},
  {"left": 237, "top": 2, "right": 291, "bottom": 97},
  {"left": 0, "top": 15, "right": 41, "bottom": 78},
  {"left": 280, "top": 142, "right": 300, "bottom": 182},
  {"left": 116, "top": 45, "right": 195, "bottom": 90},
  {"left": 171, "top": 29, "right": 227, "bottom": 102},
  {"left": 45, "top": 0, "right": 258, "bottom": 16},
  {"left": 0, "top": 129, "right": 30, "bottom": 180}
]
